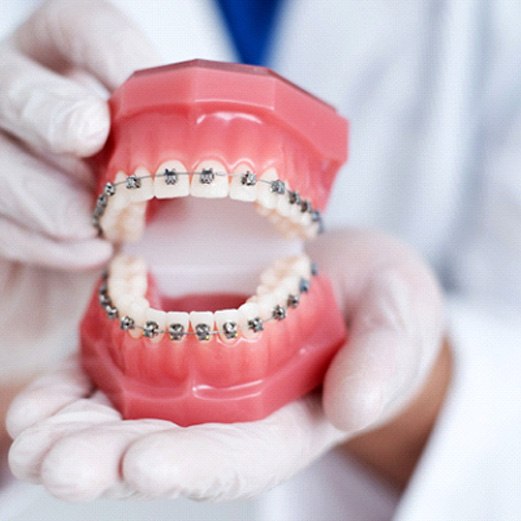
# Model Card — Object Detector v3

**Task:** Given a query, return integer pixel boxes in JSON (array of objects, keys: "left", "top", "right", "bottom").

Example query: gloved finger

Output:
[
  {"left": 308, "top": 229, "right": 443, "bottom": 432},
  {"left": 0, "top": 51, "right": 109, "bottom": 157},
  {"left": 0, "top": 134, "right": 98, "bottom": 242},
  {"left": 123, "top": 394, "right": 347, "bottom": 501},
  {"left": 12, "top": 0, "right": 161, "bottom": 90},
  {"left": 40, "top": 419, "right": 173, "bottom": 501},
  {"left": 8, "top": 393, "right": 121, "bottom": 483},
  {"left": 0, "top": 216, "right": 112, "bottom": 269},
  {"left": 6, "top": 356, "right": 93, "bottom": 438}
]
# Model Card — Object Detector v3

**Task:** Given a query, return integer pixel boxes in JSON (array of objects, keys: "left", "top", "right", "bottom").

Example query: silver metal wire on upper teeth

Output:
[
  {"left": 98, "top": 263, "right": 319, "bottom": 342},
  {"left": 91, "top": 170, "right": 323, "bottom": 236}
]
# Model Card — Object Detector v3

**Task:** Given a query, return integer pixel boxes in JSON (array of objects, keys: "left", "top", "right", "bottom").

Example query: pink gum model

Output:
[{"left": 81, "top": 60, "right": 349, "bottom": 426}]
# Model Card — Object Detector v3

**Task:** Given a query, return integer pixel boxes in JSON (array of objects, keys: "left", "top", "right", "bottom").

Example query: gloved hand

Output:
[
  {"left": 0, "top": 0, "right": 160, "bottom": 268},
  {"left": 0, "top": 0, "right": 159, "bottom": 383},
  {"left": 7, "top": 229, "right": 444, "bottom": 501}
]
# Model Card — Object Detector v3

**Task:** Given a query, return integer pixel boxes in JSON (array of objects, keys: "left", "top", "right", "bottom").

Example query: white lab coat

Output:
[{"left": 1, "top": 1, "right": 520, "bottom": 520}]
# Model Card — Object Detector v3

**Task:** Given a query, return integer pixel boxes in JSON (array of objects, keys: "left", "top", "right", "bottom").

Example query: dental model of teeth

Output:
[
  {"left": 80, "top": 59, "right": 348, "bottom": 425},
  {"left": 92, "top": 166, "right": 323, "bottom": 242},
  {"left": 99, "top": 254, "right": 318, "bottom": 344}
]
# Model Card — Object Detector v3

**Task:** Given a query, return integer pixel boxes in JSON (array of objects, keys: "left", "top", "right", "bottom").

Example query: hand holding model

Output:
[
  {"left": 5, "top": 0, "right": 445, "bottom": 502},
  {"left": 0, "top": 0, "right": 158, "bottom": 445}
]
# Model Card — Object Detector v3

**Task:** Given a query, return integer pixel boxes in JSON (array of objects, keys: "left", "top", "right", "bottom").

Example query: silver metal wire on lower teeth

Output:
[
  {"left": 98, "top": 265, "right": 318, "bottom": 342},
  {"left": 92, "top": 168, "right": 324, "bottom": 235}
]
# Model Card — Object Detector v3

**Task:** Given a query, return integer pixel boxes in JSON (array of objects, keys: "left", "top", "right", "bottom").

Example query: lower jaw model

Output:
[{"left": 80, "top": 60, "right": 349, "bottom": 426}]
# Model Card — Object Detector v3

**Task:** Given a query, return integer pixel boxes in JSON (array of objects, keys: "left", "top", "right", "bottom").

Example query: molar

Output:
[
  {"left": 154, "top": 160, "right": 190, "bottom": 199},
  {"left": 118, "top": 201, "right": 147, "bottom": 242},
  {"left": 190, "top": 160, "right": 229, "bottom": 198}
]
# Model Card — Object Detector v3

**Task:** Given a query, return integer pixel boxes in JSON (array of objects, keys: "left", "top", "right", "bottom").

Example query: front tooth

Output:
[
  {"left": 191, "top": 160, "right": 229, "bottom": 198},
  {"left": 154, "top": 160, "right": 190, "bottom": 199},
  {"left": 128, "top": 298, "right": 149, "bottom": 338},
  {"left": 215, "top": 309, "right": 239, "bottom": 343},
  {"left": 144, "top": 308, "right": 166, "bottom": 343},
  {"left": 229, "top": 163, "right": 257, "bottom": 202},
  {"left": 257, "top": 168, "right": 279, "bottom": 210},
  {"left": 127, "top": 167, "right": 154, "bottom": 202},
  {"left": 189, "top": 311, "right": 215, "bottom": 341},
  {"left": 238, "top": 302, "right": 263, "bottom": 339},
  {"left": 166, "top": 311, "right": 189, "bottom": 341}
]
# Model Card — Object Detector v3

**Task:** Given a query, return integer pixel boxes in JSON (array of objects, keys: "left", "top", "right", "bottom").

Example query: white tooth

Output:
[
  {"left": 273, "top": 287, "right": 288, "bottom": 307},
  {"left": 303, "top": 222, "right": 320, "bottom": 239},
  {"left": 125, "top": 257, "right": 147, "bottom": 277},
  {"left": 119, "top": 201, "right": 147, "bottom": 242},
  {"left": 128, "top": 298, "right": 149, "bottom": 338},
  {"left": 117, "top": 294, "right": 136, "bottom": 317},
  {"left": 276, "top": 187, "right": 292, "bottom": 217},
  {"left": 290, "top": 255, "right": 312, "bottom": 278},
  {"left": 281, "top": 274, "right": 301, "bottom": 296},
  {"left": 145, "top": 308, "right": 166, "bottom": 343},
  {"left": 166, "top": 311, "right": 190, "bottom": 341},
  {"left": 300, "top": 210, "right": 312, "bottom": 228},
  {"left": 238, "top": 302, "right": 262, "bottom": 339},
  {"left": 257, "top": 293, "right": 278, "bottom": 318},
  {"left": 154, "top": 160, "right": 190, "bottom": 199},
  {"left": 257, "top": 168, "right": 279, "bottom": 210},
  {"left": 108, "top": 278, "right": 127, "bottom": 300},
  {"left": 99, "top": 204, "right": 119, "bottom": 236},
  {"left": 112, "top": 171, "right": 130, "bottom": 211},
  {"left": 127, "top": 275, "right": 147, "bottom": 297},
  {"left": 127, "top": 167, "right": 154, "bottom": 202},
  {"left": 229, "top": 163, "right": 257, "bottom": 202},
  {"left": 189, "top": 311, "right": 215, "bottom": 341},
  {"left": 260, "top": 267, "right": 282, "bottom": 287},
  {"left": 256, "top": 284, "right": 272, "bottom": 296},
  {"left": 191, "top": 160, "right": 229, "bottom": 198},
  {"left": 215, "top": 309, "right": 240, "bottom": 343}
]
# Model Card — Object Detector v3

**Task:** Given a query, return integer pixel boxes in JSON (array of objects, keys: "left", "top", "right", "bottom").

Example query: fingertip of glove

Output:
[
  {"left": 41, "top": 441, "right": 105, "bottom": 502},
  {"left": 323, "top": 377, "right": 385, "bottom": 433},
  {"left": 68, "top": 98, "right": 110, "bottom": 157}
]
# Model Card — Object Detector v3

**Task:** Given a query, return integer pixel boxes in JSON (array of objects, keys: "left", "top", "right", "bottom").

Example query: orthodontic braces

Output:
[
  {"left": 92, "top": 168, "right": 324, "bottom": 235},
  {"left": 98, "top": 263, "right": 319, "bottom": 342}
]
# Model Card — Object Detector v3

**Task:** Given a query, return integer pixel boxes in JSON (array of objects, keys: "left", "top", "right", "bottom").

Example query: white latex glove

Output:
[
  {"left": 0, "top": 0, "right": 160, "bottom": 269},
  {"left": 7, "top": 229, "right": 444, "bottom": 501},
  {"left": 0, "top": 0, "right": 160, "bottom": 381}
]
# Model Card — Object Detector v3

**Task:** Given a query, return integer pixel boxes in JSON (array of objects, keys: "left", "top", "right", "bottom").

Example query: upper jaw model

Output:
[{"left": 81, "top": 60, "right": 348, "bottom": 426}]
